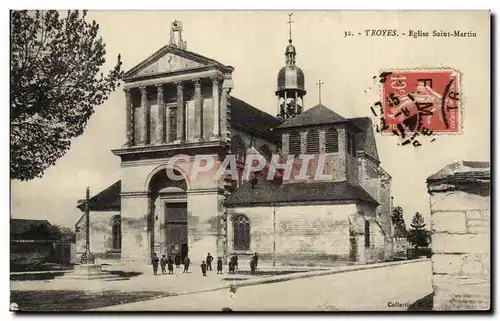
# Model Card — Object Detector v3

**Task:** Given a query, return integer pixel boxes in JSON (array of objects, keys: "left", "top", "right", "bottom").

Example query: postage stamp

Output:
[{"left": 379, "top": 69, "right": 461, "bottom": 135}]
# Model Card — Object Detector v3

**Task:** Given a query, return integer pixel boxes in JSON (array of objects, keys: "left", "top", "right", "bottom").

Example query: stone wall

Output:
[
  {"left": 75, "top": 211, "right": 121, "bottom": 263},
  {"left": 227, "top": 203, "right": 361, "bottom": 266},
  {"left": 427, "top": 161, "right": 490, "bottom": 310}
]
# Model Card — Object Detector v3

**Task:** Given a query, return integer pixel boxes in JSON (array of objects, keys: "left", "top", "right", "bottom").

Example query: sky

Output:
[{"left": 10, "top": 11, "right": 490, "bottom": 228}]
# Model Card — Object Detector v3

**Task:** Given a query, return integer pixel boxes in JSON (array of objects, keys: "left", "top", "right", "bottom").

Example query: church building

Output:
[{"left": 75, "top": 18, "right": 393, "bottom": 267}]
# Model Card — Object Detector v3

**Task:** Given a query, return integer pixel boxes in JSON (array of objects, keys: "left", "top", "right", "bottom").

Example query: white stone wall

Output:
[
  {"left": 429, "top": 180, "right": 490, "bottom": 310},
  {"left": 227, "top": 203, "right": 358, "bottom": 266}
]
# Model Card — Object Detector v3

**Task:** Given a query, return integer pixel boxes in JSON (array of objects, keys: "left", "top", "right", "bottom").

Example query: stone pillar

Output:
[
  {"left": 282, "top": 133, "right": 290, "bottom": 157},
  {"left": 300, "top": 131, "right": 308, "bottom": 154},
  {"left": 427, "top": 161, "right": 490, "bottom": 310},
  {"left": 338, "top": 127, "right": 347, "bottom": 181},
  {"left": 176, "top": 81, "right": 185, "bottom": 142},
  {"left": 120, "top": 194, "right": 150, "bottom": 264},
  {"left": 210, "top": 76, "right": 220, "bottom": 139},
  {"left": 319, "top": 129, "right": 326, "bottom": 154},
  {"left": 124, "top": 89, "right": 134, "bottom": 146},
  {"left": 220, "top": 73, "right": 233, "bottom": 142},
  {"left": 156, "top": 84, "right": 165, "bottom": 144},
  {"left": 187, "top": 189, "right": 222, "bottom": 264},
  {"left": 193, "top": 79, "right": 202, "bottom": 141},
  {"left": 139, "top": 86, "right": 148, "bottom": 145}
]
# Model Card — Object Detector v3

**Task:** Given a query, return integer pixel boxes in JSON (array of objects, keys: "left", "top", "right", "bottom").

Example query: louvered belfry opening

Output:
[
  {"left": 325, "top": 128, "right": 339, "bottom": 153},
  {"left": 288, "top": 130, "right": 301, "bottom": 155},
  {"left": 306, "top": 129, "right": 319, "bottom": 154}
]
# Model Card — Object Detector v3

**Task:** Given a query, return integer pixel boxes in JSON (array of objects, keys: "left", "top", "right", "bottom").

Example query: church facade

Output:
[{"left": 75, "top": 19, "right": 393, "bottom": 267}]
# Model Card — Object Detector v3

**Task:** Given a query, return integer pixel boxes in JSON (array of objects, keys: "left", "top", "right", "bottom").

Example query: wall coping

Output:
[{"left": 427, "top": 161, "right": 490, "bottom": 194}]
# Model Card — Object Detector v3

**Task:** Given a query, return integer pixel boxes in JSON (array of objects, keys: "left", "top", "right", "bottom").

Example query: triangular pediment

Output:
[{"left": 123, "top": 45, "right": 231, "bottom": 80}]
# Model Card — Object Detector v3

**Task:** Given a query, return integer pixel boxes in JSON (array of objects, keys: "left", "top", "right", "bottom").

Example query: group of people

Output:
[
  {"left": 151, "top": 252, "right": 192, "bottom": 275},
  {"left": 152, "top": 252, "right": 260, "bottom": 276}
]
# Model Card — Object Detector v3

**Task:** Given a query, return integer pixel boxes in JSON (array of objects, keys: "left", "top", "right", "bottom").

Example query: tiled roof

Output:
[
  {"left": 225, "top": 180, "right": 378, "bottom": 206},
  {"left": 10, "top": 219, "right": 56, "bottom": 240},
  {"left": 276, "top": 104, "right": 348, "bottom": 129},
  {"left": 76, "top": 181, "right": 121, "bottom": 212},
  {"left": 230, "top": 96, "right": 282, "bottom": 138}
]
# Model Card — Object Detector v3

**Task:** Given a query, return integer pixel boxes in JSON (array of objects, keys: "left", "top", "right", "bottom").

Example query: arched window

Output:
[
  {"left": 306, "top": 129, "right": 319, "bottom": 154},
  {"left": 233, "top": 215, "right": 250, "bottom": 251},
  {"left": 110, "top": 215, "right": 121, "bottom": 250},
  {"left": 325, "top": 128, "right": 339, "bottom": 153},
  {"left": 288, "top": 131, "right": 301, "bottom": 156}
]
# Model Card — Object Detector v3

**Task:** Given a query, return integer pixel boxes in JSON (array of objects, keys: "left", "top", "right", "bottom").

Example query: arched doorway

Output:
[{"left": 148, "top": 168, "right": 188, "bottom": 261}]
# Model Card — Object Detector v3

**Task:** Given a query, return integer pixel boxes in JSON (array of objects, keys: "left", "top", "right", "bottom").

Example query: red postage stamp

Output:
[{"left": 380, "top": 69, "right": 461, "bottom": 135}]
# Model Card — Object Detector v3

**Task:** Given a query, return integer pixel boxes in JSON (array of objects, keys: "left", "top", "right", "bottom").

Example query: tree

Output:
[
  {"left": 11, "top": 10, "right": 123, "bottom": 180},
  {"left": 407, "top": 212, "right": 432, "bottom": 254},
  {"left": 391, "top": 205, "right": 407, "bottom": 236}
]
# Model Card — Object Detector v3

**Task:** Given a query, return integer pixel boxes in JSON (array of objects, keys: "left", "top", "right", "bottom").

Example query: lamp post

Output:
[{"left": 80, "top": 186, "right": 95, "bottom": 265}]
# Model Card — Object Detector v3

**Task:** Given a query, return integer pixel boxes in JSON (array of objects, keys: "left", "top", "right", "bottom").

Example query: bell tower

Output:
[{"left": 276, "top": 13, "right": 306, "bottom": 120}]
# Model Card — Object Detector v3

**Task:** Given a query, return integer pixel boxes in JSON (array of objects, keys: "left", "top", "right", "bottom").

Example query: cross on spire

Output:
[
  {"left": 316, "top": 80, "right": 324, "bottom": 104},
  {"left": 287, "top": 13, "right": 295, "bottom": 41}
]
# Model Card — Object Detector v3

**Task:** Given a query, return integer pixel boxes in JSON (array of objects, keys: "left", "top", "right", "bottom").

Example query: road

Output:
[{"left": 94, "top": 259, "right": 432, "bottom": 311}]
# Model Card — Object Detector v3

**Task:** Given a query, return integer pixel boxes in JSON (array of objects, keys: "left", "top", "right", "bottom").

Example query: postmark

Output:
[{"left": 380, "top": 69, "right": 461, "bottom": 135}]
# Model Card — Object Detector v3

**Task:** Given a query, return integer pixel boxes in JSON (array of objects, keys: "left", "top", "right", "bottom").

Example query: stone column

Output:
[
  {"left": 139, "top": 86, "right": 148, "bottom": 145},
  {"left": 124, "top": 89, "right": 134, "bottom": 146},
  {"left": 193, "top": 79, "right": 202, "bottom": 141},
  {"left": 210, "top": 76, "right": 220, "bottom": 139},
  {"left": 156, "top": 84, "right": 165, "bottom": 144},
  {"left": 427, "top": 161, "right": 490, "bottom": 310},
  {"left": 176, "top": 81, "right": 185, "bottom": 142}
]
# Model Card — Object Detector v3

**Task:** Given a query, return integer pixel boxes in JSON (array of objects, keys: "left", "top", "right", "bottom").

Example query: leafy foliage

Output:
[
  {"left": 11, "top": 10, "right": 123, "bottom": 180},
  {"left": 391, "top": 205, "right": 407, "bottom": 237},
  {"left": 407, "top": 212, "right": 432, "bottom": 249}
]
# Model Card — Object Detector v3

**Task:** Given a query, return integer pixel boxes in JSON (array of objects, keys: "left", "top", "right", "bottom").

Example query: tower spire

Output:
[
  {"left": 287, "top": 13, "right": 294, "bottom": 42},
  {"left": 285, "top": 13, "right": 296, "bottom": 66}
]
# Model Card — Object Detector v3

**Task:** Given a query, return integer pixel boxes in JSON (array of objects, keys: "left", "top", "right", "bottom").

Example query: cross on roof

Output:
[
  {"left": 287, "top": 13, "right": 295, "bottom": 40},
  {"left": 316, "top": 80, "right": 325, "bottom": 104}
]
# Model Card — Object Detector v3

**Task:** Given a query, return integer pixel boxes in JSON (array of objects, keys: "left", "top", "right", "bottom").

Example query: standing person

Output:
[
  {"left": 152, "top": 253, "right": 160, "bottom": 276},
  {"left": 217, "top": 257, "right": 223, "bottom": 274},
  {"left": 183, "top": 256, "right": 191, "bottom": 273},
  {"left": 175, "top": 253, "right": 181, "bottom": 268},
  {"left": 206, "top": 253, "right": 214, "bottom": 271},
  {"left": 250, "top": 256, "right": 256, "bottom": 274},
  {"left": 201, "top": 261, "right": 207, "bottom": 277},
  {"left": 252, "top": 253, "right": 259, "bottom": 270},
  {"left": 228, "top": 260, "right": 235, "bottom": 274},
  {"left": 160, "top": 255, "right": 167, "bottom": 275},
  {"left": 167, "top": 256, "right": 174, "bottom": 274},
  {"left": 234, "top": 254, "right": 239, "bottom": 271}
]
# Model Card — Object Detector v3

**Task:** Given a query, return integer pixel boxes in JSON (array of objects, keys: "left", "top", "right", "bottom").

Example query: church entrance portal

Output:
[{"left": 165, "top": 202, "right": 188, "bottom": 261}]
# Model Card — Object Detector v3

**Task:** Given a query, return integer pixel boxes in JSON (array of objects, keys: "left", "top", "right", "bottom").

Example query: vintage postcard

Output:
[{"left": 10, "top": 10, "right": 491, "bottom": 312}]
